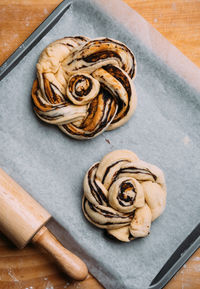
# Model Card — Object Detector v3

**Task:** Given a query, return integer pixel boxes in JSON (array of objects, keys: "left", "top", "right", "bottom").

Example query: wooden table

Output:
[{"left": 0, "top": 1, "right": 200, "bottom": 288}]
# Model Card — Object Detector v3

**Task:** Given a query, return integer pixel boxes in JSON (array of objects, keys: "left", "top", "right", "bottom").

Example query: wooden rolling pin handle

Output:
[{"left": 32, "top": 226, "right": 88, "bottom": 281}]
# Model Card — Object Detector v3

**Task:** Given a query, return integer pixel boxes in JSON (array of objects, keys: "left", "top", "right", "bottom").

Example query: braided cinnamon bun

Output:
[
  {"left": 82, "top": 150, "right": 167, "bottom": 242},
  {"left": 32, "top": 37, "right": 137, "bottom": 139}
]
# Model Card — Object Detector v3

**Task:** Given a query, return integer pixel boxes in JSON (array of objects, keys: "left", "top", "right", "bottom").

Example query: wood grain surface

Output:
[
  {"left": 124, "top": 0, "right": 200, "bottom": 67},
  {"left": 0, "top": 1, "right": 200, "bottom": 289}
]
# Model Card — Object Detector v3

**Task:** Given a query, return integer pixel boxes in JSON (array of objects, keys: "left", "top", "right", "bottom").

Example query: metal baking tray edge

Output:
[
  {"left": 0, "top": 0, "right": 72, "bottom": 80},
  {"left": 0, "top": 0, "right": 199, "bottom": 288}
]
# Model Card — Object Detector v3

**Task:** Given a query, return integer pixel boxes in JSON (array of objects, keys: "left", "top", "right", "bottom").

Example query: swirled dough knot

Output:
[
  {"left": 32, "top": 36, "right": 137, "bottom": 139},
  {"left": 82, "top": 150, "right": 167, "bottom": 242}
]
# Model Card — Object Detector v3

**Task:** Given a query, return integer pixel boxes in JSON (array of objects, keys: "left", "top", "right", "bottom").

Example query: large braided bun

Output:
[{"left": 32, "top": 37, "right": 137, "bottom": 139}]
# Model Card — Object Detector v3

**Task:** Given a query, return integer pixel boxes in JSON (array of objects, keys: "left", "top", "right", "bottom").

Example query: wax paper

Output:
[{"left": 0, "top": 0, "right": 200, "bottom": 288}]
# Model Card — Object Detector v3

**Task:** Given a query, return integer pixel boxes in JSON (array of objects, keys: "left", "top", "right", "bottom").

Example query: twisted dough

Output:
[
  {"left": 82, "top": 150, "right": 167, "bottom": 242},
  {"left": 32, "top": 37, "right": 137, "bottom": 139}
]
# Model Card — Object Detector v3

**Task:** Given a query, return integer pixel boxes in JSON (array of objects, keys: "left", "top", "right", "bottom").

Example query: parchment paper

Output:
[{"left": 0, "top": 0, "right": 200, "bottom": 288}]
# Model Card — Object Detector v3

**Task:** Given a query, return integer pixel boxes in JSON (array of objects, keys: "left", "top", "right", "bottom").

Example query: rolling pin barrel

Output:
[
  {"left": 0, "top": 168, "right": 88, "bottom": 280},
  {"left": 0, "top": 168, "right": 51, "bottom": 248}
]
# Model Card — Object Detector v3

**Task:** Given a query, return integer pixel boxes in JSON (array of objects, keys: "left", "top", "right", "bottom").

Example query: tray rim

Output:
[
  {"left": 0, "top": 0, "right": 72, "bottom": 81},
  {"left": 0, "top": 0, "right": 199, "bottom": 288}
]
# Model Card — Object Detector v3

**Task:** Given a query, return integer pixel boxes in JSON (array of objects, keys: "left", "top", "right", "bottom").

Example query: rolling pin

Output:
[{"left": 0, "top": 168, "right": 88, "bottom": 281}]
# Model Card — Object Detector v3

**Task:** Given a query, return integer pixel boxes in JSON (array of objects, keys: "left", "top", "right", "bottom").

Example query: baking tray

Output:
[{"left": 0, "top": 0, "right": 199, "bottom": 288}]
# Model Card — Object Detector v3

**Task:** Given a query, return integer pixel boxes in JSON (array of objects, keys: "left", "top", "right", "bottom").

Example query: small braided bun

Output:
[{"left": 82, "top": 150, "right": 167, "bottom": 242}]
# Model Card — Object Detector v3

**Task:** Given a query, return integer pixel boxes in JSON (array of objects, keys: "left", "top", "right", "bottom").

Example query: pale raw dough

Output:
[
  {"left": 82, "top": 150, "right": 167, "bottom": 242},
  {"left": 32, "top": 37, "right": 137, "bottom": 139}
]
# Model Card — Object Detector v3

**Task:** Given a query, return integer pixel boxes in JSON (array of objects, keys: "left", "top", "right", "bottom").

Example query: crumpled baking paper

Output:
[{"left": 0, "top": 0, "right": 199, "bottom": 288}]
